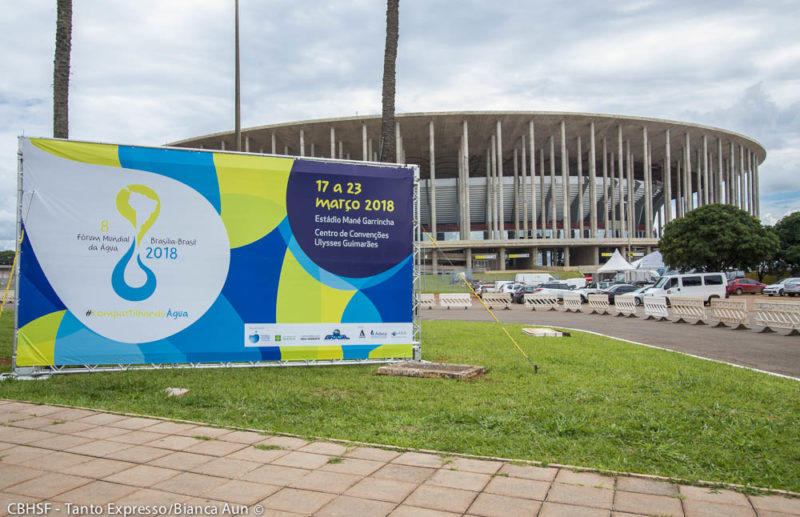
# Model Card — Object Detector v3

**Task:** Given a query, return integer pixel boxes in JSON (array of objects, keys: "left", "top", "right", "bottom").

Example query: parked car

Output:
[
  {"left": 763, "top": 278, "right": 800, "bottom": 297},
  {"left": 631, "top": 285, "right": 654, "bottom": 306},
  {"left": 601, "top": 283, "right": 639, "bottom": 304},
  {"left": 784, "top": 278, "right": 800, "bottom": 297},
  {"left": 725, "top": 278, "right": 766, "bottom": 295},
  {"left": 533, "top": 282, "right": 573, "bottom": 300},
  {"left": 512, "top": 285, "right": 538, "bottom": 304},
  {"left": 643, "top": 272, "right": 727, "bottom": 305},
  {"left": 572, "top": 283, "right": 605, "bottom": 303}
]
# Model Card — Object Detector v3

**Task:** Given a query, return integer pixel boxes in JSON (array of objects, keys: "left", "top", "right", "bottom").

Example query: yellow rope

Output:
[
  {"left": 424, "top": 232, "right": 535, "bottom": 369},
  {"left": 0, "top": 230, "right": 24, "bottom": 320}
]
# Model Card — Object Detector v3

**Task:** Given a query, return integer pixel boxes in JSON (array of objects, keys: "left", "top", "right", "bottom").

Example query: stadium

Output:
[{"left": 170, "top": 111, "right": 765, "bottom": 271}]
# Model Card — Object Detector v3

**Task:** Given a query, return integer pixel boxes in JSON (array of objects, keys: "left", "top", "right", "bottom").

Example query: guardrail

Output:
[
  {"left": 752, "top": 301, "right": 800, "bottom": 335},
  {"left": 587, "top": 294, "right": 610, "bottom": 315},
  {"left": 614, "top": 295, "right": 637, "bottom": 317},
  {"left": 562, "top": 293, "right": 582, "bottom": 313},
  {"left": 482, "top": 293, "right": 512, "bottom": 310},
  {"left": 523, "top": 293, "right": 559, "bottom": 311},
  {"left": 710, "top": 298, "right": 748, "bottom": 330},
  {"left": 670, "top": 297, "right": 707, "bottom": 325},
  {"left": 420, "top": 293, "right": 435, "bottom": 309},
  {"left": 439, "top": 293, "right": 471, "bottom": 310},
  {"left": 643, "top": 296, "right": 669, "bottom": 321}
]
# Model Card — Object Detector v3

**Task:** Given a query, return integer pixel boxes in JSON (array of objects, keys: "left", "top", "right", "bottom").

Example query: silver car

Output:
[{"left": 763, "top": 278, "right": 800, "bottom": 297}]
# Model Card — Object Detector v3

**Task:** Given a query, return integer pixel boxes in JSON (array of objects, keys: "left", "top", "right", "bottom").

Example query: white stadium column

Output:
[
  {"left": 684, "top": 135, "right": 692, "bottom": 212},
  {"left": 589, "top": 123, "right": 597, "bottom": 238},
  {"left": 462, "top": 120, "right": 471, "bottom": 239},
  {"left": 643, "top": 126, "right": 652, "bottom": 238},
  {"left": 330, "top": 127, "right": 336, "bottom": 158},
  {"left": 664, "top": 129, "right": 672, "bottom": 223},
  {"left": 703, "top": 135, "right": 709, "bottom": 205},
  {"left": 362, "top": 123, "right": 368, "bottom": 161},
  {"left": 549, "top": 136, "right": 556, "bottom": 237},
  {"left": 496, "top": 121, "right": 504, "bottom": 239},
  {"left": 513, "top": 147, "right": 520, "bottom": 238},
  {"left": 676, "top": 155, "right": 683, "bottom": 217},
  {"left": 485, "top": 150, "right": 492, "bottom": 239},
  {"left": 521, "top": 136, "right": 528, "bottom": 239},
  {"left": 626, "top": 141, "right": 633, "bottom": 239},
  {"left": 602, "top": 138, "right": 609, "bottom": 236},
  {"left": 539, "top": 148, "right": 545, "bottom": 238},
  {"left": 245, "top": 136, "right": 250, "bottom": 153},
  {"left": 577, "top": 135, "right": 584, "bottom": 238},
  {"left": 617, "top": 127, "right": 625, "bottom": 238},
  {"left": 529, "top": 121, "right": 537, "bottom": 241},
  {"left": 429, "top": 120, "right": 437, "bottom": 241},
  {"left": 561, "top": 120, "right": 569, "bottom": 239},
  {"left": 716, "top": 139, "right": 723, "bottom": 203},
  {"left": 739, "top": 145, "right": 746, "bottom": 210},
  {"left": 271, "top": 133, "right": 276, "bottom": 154},
  {"left": 299, "top": 129, "right": 305, "bottom": 157}
]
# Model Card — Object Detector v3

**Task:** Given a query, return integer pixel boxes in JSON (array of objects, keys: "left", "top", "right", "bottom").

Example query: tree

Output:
[
  {"left": 658, "top": 204, "right": 778, "bottom": 272},
  {"left": 774, "top": 211, "right": 800, "bottom": 275},
  {"left": 0, "top": 251, "right": 15, "bottom": 266},
  {"left": 379, "top": 0, "right": 399, "bottom": 163},
  {"left": 53, "top": 0, "right": 72, "bottom": 139}
]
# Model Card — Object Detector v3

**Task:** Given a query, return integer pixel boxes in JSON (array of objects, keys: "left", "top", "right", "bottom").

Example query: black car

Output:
[
  {"left": 512, "top": 285, "right": 538, "bottom": 304},
  {"left": 601, "top": 283, "right": 638, "bottom": 304}
]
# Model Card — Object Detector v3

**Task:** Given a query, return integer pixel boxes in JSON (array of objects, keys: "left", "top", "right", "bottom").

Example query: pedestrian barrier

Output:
[
  {"left": 587, "top": 294, "right": 610, "bottom": 315},
  {"left": 524, "top": 293, "right": 559, "bottom": 311},
  {"left": 614, "top": 295, "right": 637, "bottom": 317},
  {"left": 670, "top": 297, "right": 707, "bottom": 325},
  {"left": 752, "top": 301, "right": 800, "bottom": 335},
  {"left": 562, "top": 292, "right": 582, "bottom": 312},
  {"left": 710, "top": 298, "right": 748, "bottom": 330},
  {"left": 643, "top": 296, "right": 670, "bottom": 321},
  {"left": 482, "top": 292, "right": 512, "bottom": 310},
  {"left": 420, "top": 293, "right": 435, "bottom": 309},
  {"left": 439, "top": 293, "right": 471, "bottom": 310}
]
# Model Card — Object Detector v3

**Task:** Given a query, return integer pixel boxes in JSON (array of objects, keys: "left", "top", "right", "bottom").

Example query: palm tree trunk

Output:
[
  {"left": 379, "top": 0, "right": 399, "bottom": 163},
  {"left": 53, "top": 0, "right": 72, "bottom": 139}
]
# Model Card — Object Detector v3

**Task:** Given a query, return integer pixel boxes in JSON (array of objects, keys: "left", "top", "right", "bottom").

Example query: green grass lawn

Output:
[{"left": 1, "top": 311, "right": 798, "bottom": 492}]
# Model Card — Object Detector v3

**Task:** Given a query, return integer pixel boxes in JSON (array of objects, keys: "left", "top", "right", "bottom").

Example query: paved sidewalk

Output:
[{"left": 1, "top": 401, "right": 798, "bottom": 517}]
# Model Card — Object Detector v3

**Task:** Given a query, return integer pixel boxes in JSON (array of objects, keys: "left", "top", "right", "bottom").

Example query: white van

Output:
[{"left": 644, "top": 272, "right": 727, "bottom": 304}]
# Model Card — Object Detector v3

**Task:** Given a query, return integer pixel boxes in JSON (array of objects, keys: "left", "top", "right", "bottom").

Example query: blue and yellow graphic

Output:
[{"left": 111, "top": 185, "right": 160, "bottom": 302}]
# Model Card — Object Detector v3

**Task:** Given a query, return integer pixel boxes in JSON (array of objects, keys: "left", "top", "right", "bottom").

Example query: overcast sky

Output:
[{"left": 2, "top": 0, "right": 799, "bottom": 249}]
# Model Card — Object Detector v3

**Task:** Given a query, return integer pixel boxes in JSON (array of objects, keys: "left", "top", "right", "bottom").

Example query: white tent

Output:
[
  {"left": 631, "top": 250, "right": 665, "bottom": 270},
  {"left": 597, "top": 249, "right": 634, "bottom": 273}
]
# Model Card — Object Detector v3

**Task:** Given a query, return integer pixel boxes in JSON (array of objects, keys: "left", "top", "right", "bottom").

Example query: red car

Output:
[{"left": 725, "top": 278, "right": 766, "bottom": 295}]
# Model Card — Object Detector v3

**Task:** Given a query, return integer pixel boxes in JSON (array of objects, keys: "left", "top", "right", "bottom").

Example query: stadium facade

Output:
[{"left": 170, "top": 111, "right": 765, "bottom": 271}]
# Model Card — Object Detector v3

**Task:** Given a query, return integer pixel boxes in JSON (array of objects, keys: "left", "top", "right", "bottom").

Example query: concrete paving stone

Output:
[
  {"left": 260, "top": 487, "right": 335, "bottom": 515},
  {"left": 42, "top": 421, "right": 96, "bottom": 435},
  {"left": 427, "top": 469, "right": 492, "bottom": 492},
  {"left": 755, "top": 511, "right": 800, "bottom": 517},
  {"left": 252, "top": 510, "right": 302, "bottom": 517},
  {"left": 74, "top": 412, "right": 127, "bottom": 426},
  {"left": 146, "top": 435, "right": 202, "bottom": 451},
  {"left": 499, "top": 463, "right": 559, "bottom": 482},
  {"left": 112, "top": 487, "right": 188, "bottom": 506},
  {"left": 242, "top": 464, "right": 309, "bottom": 486},
  {"left": 298, "top": 441, "right": 348, "bottom": 457},
  {"left": 613, "top": 491, "right": 684, "bottom": 516},
  {"left": 344, "top": 446, "right": 401, "bottom": 463},
  {"left": 1, "top": 429, "right": 60, "bottom": 445},
  {"left": 446, "top": 458, "right": 503, "bottom": 475},
  {"left": 405, "top": 485, "right": 478, "bottom": 514},
  {"left": 467, "top": 492, "right": 542, "bottom": 517},
  {"left": 610, "top": 513, "right": 643, "bottom": 517},
  {"left": 23, "top": 405, "right": 65, "bottom": 417},
  {"left": 73, "top": 425, "right": 133, "bottom": 440},
  {"left": 106, "top": 430, "right": 164, "bottom": 445},
  {"left": 143, "top": 422, "right": 199, "bottom": 435},
  {"left": 389, "top": 506, "right": 460, "bottom": 517},
  {"left": 319, "top": 458, "right": 383, "bottom": 476},
  {"left": 344, "top": 476, "right": 418, "bottom": 503},
  {"left": 217, "top": 431, "right": 264, "bottom": 445},
  {"left": 680, "top": 486, "right": 750, "bottom": 506},
  {"left": 0, "top": 492, "right": 40, "bottom": 517},
  {"left": 109, "top": 417, "right": 161, "bottom": 430},
  {"left": 372, "top": 463, "right": 436, "bottom": 484},
  {"left": 0, "top": 413, "right": 28, "bottom": 424},
  {"left": 316, "top": 495, "right": 396, "bottom": 517},
  {"left": 271, "top": 451, "right": 330, "bottom": 470},
  {"left": 0, "top": 464, "right": 45, "bottom": 489},
  {"left": 148, "top": 451, "right": 215, "bottom": 471},
  {"left": 0, "top": 442, "right": 16, "bottom": 451},
  {"left": 184, "top": 439, "right": 247, "bottom": 457},
  {"left": 228, "top": 445, "right": 290, "bottom": 463},
  {"left": 683, "top": 499, "right": 756, "bottom": 517},
  {"left": 258, "top": 436, "right": 308, "bottom": 450},
  {"left": 62, "top": 458, "right": 136, "bottom": 478},
  {"left": 8, "top": 417, "right": 58, "bottom": 429},
  {"left": 484, "top": 476, "right": 550, "bottom": 501},
  {"left": 554, "top": 470, "right": 614, "bottom": 489},
  {"left": 65, "top": 440, "right": 133, "bottom": 458},
  {"left": 104, "top": 464, "right": 181, "bottom": 487},
  {"left": 288, "top": 470, "right": 361, "bottom": 494},
  {"left": 615, "top": 476, "right": 678, "bottom": 496},
  {"left": 749, "top": 494, "right": 800, "bottom": 515},
  {"left": 27, "top": 433, "right": 93, "bottom": 451},
  {"left": 46, "top": 408, "right": 96, "bottom": 421},
  {"left": 0, "top": 445, "right": 55, "bottom": 465},
  {"left": 38, "top": 451, "right": 92, "bottom": 471},
  {"left": 5, "top": 472, "right": 91, "bottom": 499},
  {"left": 190, "top": 457, "right": 261, "bottom": 479},
  {"left": 546, "top": 483, "right": 613, "bottom": 509},
  {"left": 538, "top": 501, "right": 610, "bottom": 517},
  {"left": 176, "top": 426, "right": 232, "bottom": 439},
  {"left": 392, "top": 451, "right": 444, "bottom": 469},
  {"left": 52, "top": 480, "right": 138, "bottom": 505},
  {"left": 205, "top": 479, "right": 280, "bottom": 505},
  {"left": 151, "top": 472, "right": 225, "bottom": 497},
  {"left": 104, "top": 445, "right": 171, "bottom": 463}
]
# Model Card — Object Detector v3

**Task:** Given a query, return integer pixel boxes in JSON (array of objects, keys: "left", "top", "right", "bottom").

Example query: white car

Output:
[
  {"left": 532, "top": 282, "right": 574, "bottom": 300},
  {"left": 763, "top": 278, "right": 800, "bottom": 297}
]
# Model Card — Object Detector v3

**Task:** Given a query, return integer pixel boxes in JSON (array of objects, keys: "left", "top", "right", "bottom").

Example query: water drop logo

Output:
[{"left": 111, "top": 185, "right": 160, "bottom": 302}]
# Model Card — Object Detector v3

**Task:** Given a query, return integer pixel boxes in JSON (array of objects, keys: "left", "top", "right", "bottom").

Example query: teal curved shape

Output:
[
  {"left": 277, "top": 218, "right": 411, "bottom": 291},
  {"left": 342, "top": 291, "right": 382, "bottom": 322},
  {"left": 112, "top": 240, "right": 156, "bottom": 301}
]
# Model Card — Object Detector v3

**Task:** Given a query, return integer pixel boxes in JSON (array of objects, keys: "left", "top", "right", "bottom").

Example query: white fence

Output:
[
  {"left": 482, "top": 292, "right": 512, "bottom": 310},
  {"left": 562, "top": 293, "right": 582, "bottom": 313},
  {"left": 643, "top": 296, "right": 670, "bottom": 321},
  {"left": 524, "top": 293, "right": 559, "bottom": 311},
  {"left": 614, "top": 295, "right": 637, "bottom": 317},
  {"left": 752, "top": 301, "right": 800, "bottom": 335},
  {"left": 710, "top": 299, "right": 748, "bottom": 330},
  {"left": 670, "top": 297, "right": 707, "bottom": 325},
  {"left": 587, "top": 294, "right": 610, "bottom": 315},
  {"left": 420, "top": 293, "right": 435, "bottom": 309},
  {"left": 439, "top": 293, "right": 471, "bottom": 310}
]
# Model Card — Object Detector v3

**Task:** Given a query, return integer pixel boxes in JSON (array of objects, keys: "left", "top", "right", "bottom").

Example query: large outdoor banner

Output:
[{"left": 15, "top": 137, "right": 416, "bottom": 368}]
